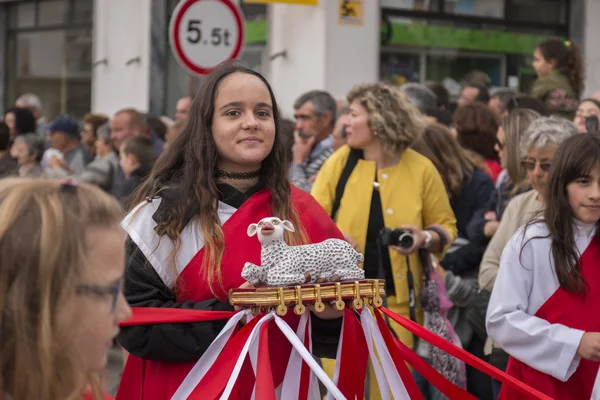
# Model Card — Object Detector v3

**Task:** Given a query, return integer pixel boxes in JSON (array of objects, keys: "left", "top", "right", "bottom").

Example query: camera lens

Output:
[{"left": 397, "top": 232, "right": 414, "bottom": 249}]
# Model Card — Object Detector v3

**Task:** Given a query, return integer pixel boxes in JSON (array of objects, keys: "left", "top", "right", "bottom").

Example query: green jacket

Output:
[{"left": 530, "top": 70, "right": 579, "bottom": 119}]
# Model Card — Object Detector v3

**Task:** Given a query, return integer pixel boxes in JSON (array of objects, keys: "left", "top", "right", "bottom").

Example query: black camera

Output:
[{"left": 379, "top": 228, "right": 414, "bottom": 249}]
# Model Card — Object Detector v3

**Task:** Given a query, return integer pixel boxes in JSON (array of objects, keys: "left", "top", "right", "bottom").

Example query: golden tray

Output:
[{"left": 228, "top": 279, "right": 386, "bottom": 316}]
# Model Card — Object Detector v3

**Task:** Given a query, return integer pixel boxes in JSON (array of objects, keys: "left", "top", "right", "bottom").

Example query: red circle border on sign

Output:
[{"left": 171, "top": 0, "right": 245, "bottom": 75}]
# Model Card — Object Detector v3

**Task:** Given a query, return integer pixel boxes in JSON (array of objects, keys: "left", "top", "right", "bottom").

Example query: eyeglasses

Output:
[
  {"left": 521, "top": 159, "right": 552, "bottom": 172},
  {"left": 76, "top": 279, "right": 123, "bottom": 312}
]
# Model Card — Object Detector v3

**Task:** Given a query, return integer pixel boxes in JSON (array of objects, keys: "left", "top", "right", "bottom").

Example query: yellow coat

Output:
[
  {"left": 311, "top": 145, "right": 457, "bottom": 330},
  {"left": 312, "top": 146, "right": 457, "bottom": 398}
]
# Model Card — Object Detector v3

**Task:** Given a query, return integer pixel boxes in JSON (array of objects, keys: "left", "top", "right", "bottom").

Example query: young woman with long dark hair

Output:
[{"left": 116, "top": 62, "right": 345, "bottom": 399}]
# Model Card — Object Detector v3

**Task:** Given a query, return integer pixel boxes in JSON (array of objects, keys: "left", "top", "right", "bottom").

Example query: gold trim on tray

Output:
[{"left": 228, "top": 279, "right": 386, "bottom": 316}]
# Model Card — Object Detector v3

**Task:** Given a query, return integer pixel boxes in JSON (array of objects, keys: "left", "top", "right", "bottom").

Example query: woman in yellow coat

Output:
[{"left": 311, "top": 83, "right": 457, "bottom": 398}]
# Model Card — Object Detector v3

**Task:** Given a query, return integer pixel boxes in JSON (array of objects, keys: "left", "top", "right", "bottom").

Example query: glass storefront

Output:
[
  {"left": 1, "top": 0, "right": 572, "bottom": 117},
  {"left": 380, "top": 0, "right": 570, "bottom": 101},
  {"left": 4, "top": 0, "right": 93, "bottom": 119}
]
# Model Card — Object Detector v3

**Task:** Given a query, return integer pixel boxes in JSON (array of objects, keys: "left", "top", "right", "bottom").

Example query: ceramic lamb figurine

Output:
[{"left": 241, "top": 217, "right": 365, "bottom": 287}]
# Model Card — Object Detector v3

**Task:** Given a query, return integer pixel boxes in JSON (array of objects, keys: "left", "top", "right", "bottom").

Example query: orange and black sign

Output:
[{"left": 338, "top": 0, "right": 363, "bottom": 25}]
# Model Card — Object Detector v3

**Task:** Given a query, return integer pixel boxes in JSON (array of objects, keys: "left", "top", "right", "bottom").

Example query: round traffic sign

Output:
[{"left": 169, "top": 0, "right": 245, "bottom": 75}]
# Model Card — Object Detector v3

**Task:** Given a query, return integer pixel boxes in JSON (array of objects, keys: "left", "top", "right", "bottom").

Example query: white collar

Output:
[{"left": 573, "top": 218, "right": 597, "bottom": 239}]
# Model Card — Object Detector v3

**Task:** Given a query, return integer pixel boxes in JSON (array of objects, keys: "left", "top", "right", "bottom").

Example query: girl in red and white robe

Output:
[
  {"left": 486, "top": 133, "right": 600, "bottom": 400},
  {"left": 116, "top": 62, "right": 345, "bottom": 399}
]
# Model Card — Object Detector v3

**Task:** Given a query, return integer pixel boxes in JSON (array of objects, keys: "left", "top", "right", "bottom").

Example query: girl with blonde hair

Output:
[{"left": 0, "top": 178, "right": 131, "bottom": 400}]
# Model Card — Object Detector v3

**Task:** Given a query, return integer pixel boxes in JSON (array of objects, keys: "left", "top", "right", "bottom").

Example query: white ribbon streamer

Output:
[
  {"left": 361, "top": 308, "right": 391, "bottom": 400},
  {"left": 274, "top": 315, "right": 347, "bottom": 400},
  {"left": 280, "top": 313, "right": 310, "bottom": 396},
  {"left": 361, "top": 308, "right": 411, "bottom": 399},
  {"left": 249, "top": 327, "right": 260, "bottom": 400},
  {"left": 172, "top": 310, "right": 252, "bottom": 400},
  {"left": 219, "top": 312, "right": 276, "bottom": 400}
]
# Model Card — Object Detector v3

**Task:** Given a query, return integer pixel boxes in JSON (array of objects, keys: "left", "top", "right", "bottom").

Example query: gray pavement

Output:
[{"left": 106, "top": 345, "right": 124, "bottom": 396}]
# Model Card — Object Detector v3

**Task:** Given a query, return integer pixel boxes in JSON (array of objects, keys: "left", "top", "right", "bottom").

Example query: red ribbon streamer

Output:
[
  {"left": 119, "top": 306, "right": 552, "bottom": 400},
  {"left": 119, "top": 307, "right": 236, "bottom": 326},
  {"left": 380, "top": 307, "right": 553, "bottom": 400},
  {"left": 392, "top": 333, "right": 476, "bottom": 399},
  {"left": 188, "top": 314, "right": 261, "bottom": 399},
  {"left": 349, "top": 308, "right": 369, "bottom": 398},
  {"left": 336, "top": 307, "right": 368, "bottom": 399},
  {"left": 299, "top": 316, "right": 311, "bottom": 400},
  {"left": 256, "top": 320, "right": 276, "bottom": 400}
]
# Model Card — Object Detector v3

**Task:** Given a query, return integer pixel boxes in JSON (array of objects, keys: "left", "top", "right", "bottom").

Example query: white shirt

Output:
[{"left": 486, "top": 220, "right": 597, "bottom": 382}]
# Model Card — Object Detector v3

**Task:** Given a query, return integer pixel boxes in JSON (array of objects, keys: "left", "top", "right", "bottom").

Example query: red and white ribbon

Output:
[
  {"left": 274, "top": 315, "right": 346, "bottom": 399},
  {"left": 120, "top": 305, "right": 553, "bottom": 400},
  {"left": 172, "top": 309, "right": 252, "bottom": 400},
  {"left": 361, "top": 308, "right": 411, "bottom": 399},
  {"left": 220, "top": 312, "right": 276, "bottom": 399},
  {"left": 280, "top": 312, "right": 321, "bottom": 400}
]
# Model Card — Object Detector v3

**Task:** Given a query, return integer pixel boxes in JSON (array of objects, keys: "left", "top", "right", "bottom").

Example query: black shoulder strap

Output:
[{"left": 330, "top": 148, "right": 361, "bottom": 220}]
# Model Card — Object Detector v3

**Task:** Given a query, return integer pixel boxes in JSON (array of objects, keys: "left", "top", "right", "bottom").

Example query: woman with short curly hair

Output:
[{"left": 312, "top": 82, "right": 457, "bottom": 398}]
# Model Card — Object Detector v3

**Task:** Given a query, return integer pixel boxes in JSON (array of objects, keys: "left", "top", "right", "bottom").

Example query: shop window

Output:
[
  {"left": 241, "top": 3, "right": 268, "bottom": 20},
  {"left": 443, "top": 0, "right": 505, "bottom": 18},
  {"left": 8, "top": 2, "right": 36, "bottom": 29},
  {"left": 38, "top": 0, "right": 68, "bottom": 26},
  {"left": 72, "top": 0, "right": 94, "bottom": 23},
  {"left": 6, "top": 29, "right": 92, "bottom": 118},
  {"left": 380, "top": 0, "right": 440, "bottom": 11},
  {"left": 4, "top": 0, "right": 100, "bottom": 118},
  {"left": 380, "top": 52, "right": 422, "bottom": 84},
  {"left": 506, "top": 0, "right": 568, "bottom": 24},
  {"left": 425, "top": 52, "right": 504, "bottom": 87}
]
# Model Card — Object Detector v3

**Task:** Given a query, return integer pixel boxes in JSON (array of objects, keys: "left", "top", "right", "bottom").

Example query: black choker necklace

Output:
[{"left": 215, "top": 169, "right": 261, "bottom": 180}]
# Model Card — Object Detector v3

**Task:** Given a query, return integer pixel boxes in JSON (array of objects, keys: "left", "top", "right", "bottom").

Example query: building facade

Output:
[{"left": 0, "top": 0, "right": 597, "bottom": 119}]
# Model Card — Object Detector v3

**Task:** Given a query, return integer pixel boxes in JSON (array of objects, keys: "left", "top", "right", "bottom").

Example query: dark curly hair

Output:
[
  {"left": 537, "top": 37, "right": 585, "bottom": 96},
  {"left": 453, "top": 102, "right": 499, "bottom": 160}
]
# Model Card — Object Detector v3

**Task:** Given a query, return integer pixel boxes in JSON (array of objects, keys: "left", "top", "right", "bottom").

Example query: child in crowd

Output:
[
  {"left": 0, "top": 178, "right": 131, "bottom": 400},
  {"left": 115, "top": 135, "right": 155, "bottom": 205},
  {"left": 531, "top": 37, "right": 584, "bottom": 119},
  {"left": 487, "top": 133, "right": 600, "bottom": 399}
]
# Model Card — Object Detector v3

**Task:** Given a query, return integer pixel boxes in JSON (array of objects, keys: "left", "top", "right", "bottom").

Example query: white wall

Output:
[
  {"left": 583, "top": 0, "right": 600, "bottom": 97},
  {"left": 267, "top": 4, "right": 327, "bottom": 118},
  {"left": 268, "top": 1, "right": 379, "bottom": 118},
  {"left": 323, "top": 0, "right": 379, "bottom": 101},
  {"left": 92, "top": 0, "right": 152, "bottom": 116}
]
